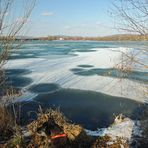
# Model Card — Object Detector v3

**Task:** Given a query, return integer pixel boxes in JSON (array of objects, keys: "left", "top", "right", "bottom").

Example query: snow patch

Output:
[{"left": 85, "top": 117, "right": 142, "bottom": 141}]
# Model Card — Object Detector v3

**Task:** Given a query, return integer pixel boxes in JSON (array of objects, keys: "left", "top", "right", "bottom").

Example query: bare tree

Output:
[
  {"left": 111, "top": 0, "right": 148, "bottom": 72},
  {"left": 0, "top": 0, "right": 36, "bottom": 66},
  {"left": 112, "top": 0, "right": 148, "bottom": 35},
  {"left": 0, "top": 0, "right": 36, "bottom": 101},
  {"left": 111, "top": 0, "right": 148, "bottom": 101},
  {"left": 0, "top": 0, "right": 36, "bottom": 141}
]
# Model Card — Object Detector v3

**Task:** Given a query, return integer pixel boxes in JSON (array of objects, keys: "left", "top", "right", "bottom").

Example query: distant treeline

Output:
[
  {"left": 1, "top": 34, "right": 148, "bottom": 41},
  {"left": 36, "top": 34, "right": 148, "bottom": 41}
]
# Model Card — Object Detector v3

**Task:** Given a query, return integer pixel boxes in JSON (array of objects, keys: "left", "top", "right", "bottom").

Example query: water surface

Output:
[{"left": 4, "top": 41, "right": 148, "bottom": 130}]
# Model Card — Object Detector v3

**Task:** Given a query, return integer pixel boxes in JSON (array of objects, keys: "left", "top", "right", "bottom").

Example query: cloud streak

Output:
[{"left": 41, "top": 12, "right": 54, "bottom": 16}]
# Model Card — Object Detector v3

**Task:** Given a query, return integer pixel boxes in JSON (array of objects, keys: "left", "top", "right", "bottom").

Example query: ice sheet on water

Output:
[{"left": 4, "top": 46, "right": 147, "bottom": 102}]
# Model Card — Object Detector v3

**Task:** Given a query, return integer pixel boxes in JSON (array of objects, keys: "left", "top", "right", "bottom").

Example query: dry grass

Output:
[
  {"left": 92, "top": 135, "right": 129, "bottom": 148},
  {"left": 0, "top": 108, "right": 142, "bottom": 147},
  {"left": 27, "top": 108, "right": 94, "bottom": 147},
  {"left": 28, "top": 108, "right": 85, "bottom": 140},
  {"left": 0, "top": 106, "right": 15, "bottom": 142}
]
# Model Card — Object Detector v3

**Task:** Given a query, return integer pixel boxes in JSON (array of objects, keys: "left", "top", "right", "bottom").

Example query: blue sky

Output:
[{"left": 28, "top": 0, "right": 118, "bottom": 37}]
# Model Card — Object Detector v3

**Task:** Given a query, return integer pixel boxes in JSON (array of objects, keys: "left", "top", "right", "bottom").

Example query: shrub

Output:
[{"left": 0, "top": 106, "right": 15, "bottom": 142}]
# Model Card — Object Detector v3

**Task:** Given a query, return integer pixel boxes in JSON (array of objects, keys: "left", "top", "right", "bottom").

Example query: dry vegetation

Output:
[
  {"left": 0, "top": 108, "right": 131, "bottom": 148},
  {"left": 112, "top": 0, "right": 148, "bottom": 70},
  {"left": 0, "top": 0, "right": 36, "bottom": 146},
  {"left": 27, "top": 108, "right": 94, "bottom": 148},
  {"left": 0, "top": 106, "right": 15, "bottom": 142},
  {"left": 92, "top": 136, "right": 129, "bottom": 148}
]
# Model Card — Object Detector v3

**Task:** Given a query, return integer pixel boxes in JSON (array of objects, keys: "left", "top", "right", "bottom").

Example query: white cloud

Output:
[
  {"left": 64, "top": 24, "right": 88, "bottom": 30},
  {"left": 41, "top": 12, "right": 54, "bottom": 16},
  {"left": 96, "top": 21, "right": 102, "bottom": 25},
  {"left": 80, "top": 23, "right": 87, "bottom": 27},
  {"left": 64, "top": 25, "right": 72, "bottom": 29}
]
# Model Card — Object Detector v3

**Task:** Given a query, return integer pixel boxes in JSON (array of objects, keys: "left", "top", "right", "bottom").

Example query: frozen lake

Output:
[{"left": 4, "top": 41, "right": 148, "bottom": 129}]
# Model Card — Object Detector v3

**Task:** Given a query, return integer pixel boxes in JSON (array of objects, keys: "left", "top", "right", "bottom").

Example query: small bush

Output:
[
  {"left": 0, "top": 106, "right": 15, "bottom": 142},
  {"left": 27, "top": 108, "right": 94, "bottom": 147}
]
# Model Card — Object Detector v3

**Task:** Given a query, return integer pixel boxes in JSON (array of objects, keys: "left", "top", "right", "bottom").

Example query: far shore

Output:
[{"left": 1, "top": 34, "right": 148, "bottom": 41}]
